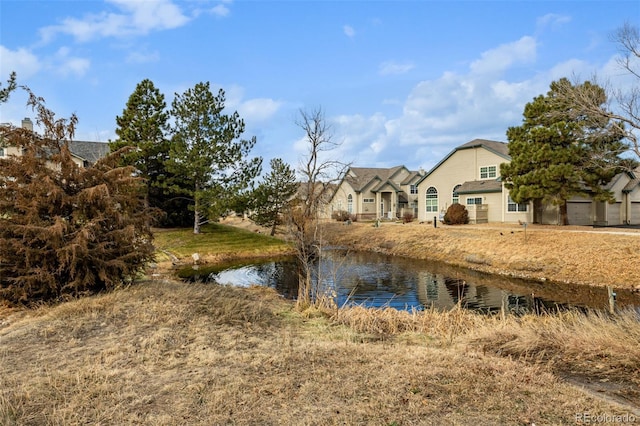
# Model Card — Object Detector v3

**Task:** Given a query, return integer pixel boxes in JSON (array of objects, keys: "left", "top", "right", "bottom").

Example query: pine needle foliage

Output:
[
  {"left": 0, "top": 90, "right": 154, "bottom": 304},
  {"left": 250, "top": 158, "right": 298, "bottom": 236}
]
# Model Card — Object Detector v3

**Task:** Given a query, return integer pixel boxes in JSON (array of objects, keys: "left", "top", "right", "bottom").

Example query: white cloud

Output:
[
  {"left": 379, "top": 61, "right": 414, "bottom": 76},
  {"left": 343, "top": 25, "right": 355, "bottom": 38},
  {"left": 536, "top": 13, "right": 571, "bottom": 30},
  {"left": 126, "top": 50, "right": 160, "bottom": 64},
  {"left": 470, "top": 36, "right": 537, "bottom": 75},
  {"left": 50, "top": 47, "right": 90, "bottom": 77},
  {"left": 0, "top": 45, "right": 41, "bottom": 80},
  {"left": 326, "top": 35, "right": 563, "bottom": 169},
  {"left": 237, "top": 98, "right": 282, "bottom": 123},
  {"left": 210, "top": 4, "right": 230, "bottom": 17},
  {"left": 39, "top": 0, "right": 190, "bottom": 43}
]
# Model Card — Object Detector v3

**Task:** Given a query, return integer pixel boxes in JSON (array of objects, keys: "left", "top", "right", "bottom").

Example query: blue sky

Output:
[{"left": 1, "top": 0, "right": 638, "bottom": 173}]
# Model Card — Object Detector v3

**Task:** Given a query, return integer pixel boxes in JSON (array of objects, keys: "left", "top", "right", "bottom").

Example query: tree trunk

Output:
[
  {"left": 270, "top": 220, "right": 277, "bottom": 236},
  {"left": 193, "top": 183, "right": 200, "bottom": 234},
  {"left": 559, "top": 201, "right": 569, "bottom": 226}
]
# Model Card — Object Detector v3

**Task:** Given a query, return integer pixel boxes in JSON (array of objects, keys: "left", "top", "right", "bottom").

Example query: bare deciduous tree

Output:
[
  {"left": 289, "top": 108, "right": 349, "bottom": 309},
  {"left": 554, "top": 22, "right": 640, "bottom": 162}
]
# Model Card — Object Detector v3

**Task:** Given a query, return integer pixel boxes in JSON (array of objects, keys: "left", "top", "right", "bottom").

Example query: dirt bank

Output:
[{"left": 321, "top": 220, "right": 640, "bottom": 291}]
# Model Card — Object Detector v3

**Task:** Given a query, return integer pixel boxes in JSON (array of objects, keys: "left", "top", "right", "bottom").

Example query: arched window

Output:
[
  {"left": 452, "top": 184, "right": 461, "bottom": 204},
  {"left": 347, "top": 194, "right": 353, "bottom": 214},
  {"left": 426, "top": 187, "right": 438, "bottom": 212}
]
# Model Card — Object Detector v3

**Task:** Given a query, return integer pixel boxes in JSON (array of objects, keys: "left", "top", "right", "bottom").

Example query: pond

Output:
[{"left": 179, "top": 250, "right": 640, "bottom": 314}]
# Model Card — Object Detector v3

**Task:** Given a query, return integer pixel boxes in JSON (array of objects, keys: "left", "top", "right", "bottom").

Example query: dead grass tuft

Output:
[
  {"left": 470, "top": 308, "right": 640, "bottom": 406},
  {"left": 333, "top": 305, "right": 484, "bottom": 343}
]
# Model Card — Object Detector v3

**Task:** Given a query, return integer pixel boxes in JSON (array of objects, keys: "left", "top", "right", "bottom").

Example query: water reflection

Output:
[{"left": 180, "top": 250, "right": 640, "bottom": 314}]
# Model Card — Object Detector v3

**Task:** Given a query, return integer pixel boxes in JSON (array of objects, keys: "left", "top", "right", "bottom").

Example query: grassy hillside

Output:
[
  {"left": 2, "top": 219, "right": 639, "bottom": 423},
  {"left": 1, "top": 280, "right": 638, "bottom": 424}
]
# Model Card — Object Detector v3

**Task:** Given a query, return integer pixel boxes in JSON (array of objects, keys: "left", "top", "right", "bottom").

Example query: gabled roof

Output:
[
  {"left": 456, "top": 179, "right": 502, "bottom": 194},
  {"left": 622, "top": 175, "right": 640, "bottom": 193},
  {"left": 400, "top": 170, "right": 423, "bottom": 186},
  {"left": 416, "top": 139, "right": 508, "bottom": 187},
  {"left": 456, "top": 139, "right": 510, "bottom": 158},
  {"left": 371, "top": 179, "right": 402, "bottom": 192},
  {"left": 68, "top": 141, "right": 110, "bottom": 165},
  {"left": 344, "top": 165, "right": 408, "bottom": 193}
]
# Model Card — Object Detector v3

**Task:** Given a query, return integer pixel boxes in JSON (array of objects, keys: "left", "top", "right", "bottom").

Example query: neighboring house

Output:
[
  {"left": 414, "top": 139, "right": 526, "bottom": 224},
  {"left": 0, "top": 118, "right": 109, "bottom": 168},
  {"left": 414, "top": 138, "right": 640, "bottom": 225},
  {"left": 593, "top": 168, "right": 640, "bottom": 226},
  {"left": 329, "top": 165, "right": 424, "bottom": 220}
]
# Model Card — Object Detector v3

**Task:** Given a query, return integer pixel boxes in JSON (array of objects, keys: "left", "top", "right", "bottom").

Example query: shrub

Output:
[
  {"left": 332, "top": 210, "right": 351, "bottom": 222},
  {"left": 403, "top": 212, "right": 414, "bottom": 223},
  {"left": 443, "top": 203, "right": 469, "bottom": 225}
]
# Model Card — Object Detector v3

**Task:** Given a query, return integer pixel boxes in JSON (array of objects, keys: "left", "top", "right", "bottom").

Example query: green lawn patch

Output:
[{"left": 153, "top": 222, "right": 293, "bottom": 261}]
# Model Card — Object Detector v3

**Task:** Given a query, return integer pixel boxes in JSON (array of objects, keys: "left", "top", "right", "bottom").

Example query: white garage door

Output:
[
  {"left": 567, "top": 202, "right": 591, "bottom": 226},
  {"left": 607, "top": 202, "right": 622, "bottom": 225},
  {"left": 631, "top": 202, "right": 640, "bottom": 225}
]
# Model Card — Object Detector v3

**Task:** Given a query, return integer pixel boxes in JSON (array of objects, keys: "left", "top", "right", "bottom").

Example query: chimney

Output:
[{"left": 21, "top": 118, "right": 33, "bottom": 131}]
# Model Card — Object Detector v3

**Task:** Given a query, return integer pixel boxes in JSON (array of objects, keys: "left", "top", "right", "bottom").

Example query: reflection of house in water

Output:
[
  {"left": 417, "top": 271, "right": 539, "bottom": 313},
  {"left": 416, "top": 272, "right": 456, "bottom": 310}
]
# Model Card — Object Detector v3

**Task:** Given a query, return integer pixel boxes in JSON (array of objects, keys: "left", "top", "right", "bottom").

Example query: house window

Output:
[
  {"left": 507, "top": 196, "right": 528, "bottom": 212},
  {"left": 480, "top": 165, "right": 497, "bottom": 179},
  {"left": 363, "top": 198, "right": 374, "bottom": 203},
  {"left": 0, "top": 147, "right": 4, "bottom": 157},
  {"left": 347, "top": 194, "right": 353, "bottom": 214},
  {"left": 410, "top": 184, "right": 418, "bottom": 195},
  {"left": 452, "top": 184, "right": 461, "bottom": 204},
  {"left": 426, "top": 187, "right": 438, "bottom": 212},
  {"left": 466, "top": 197, "right": 483, "bottom": 205}
]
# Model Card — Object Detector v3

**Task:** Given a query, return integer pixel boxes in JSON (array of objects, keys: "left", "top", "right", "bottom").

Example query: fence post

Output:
[{"left": 607, "top": 286, "right": 616, "bottom": 314}]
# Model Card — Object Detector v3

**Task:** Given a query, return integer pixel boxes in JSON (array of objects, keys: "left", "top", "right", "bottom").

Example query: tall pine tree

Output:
[
  {"left": 250, "top": 158, "right": 298, "bottom": 236},
  {"left": 110, "top": 79, "right": 192, "bottom": 227},
  {"left": 501, "top": 79, "right": 628, "bottom": 225},
  {"left": 168, "top": 82, "right": 261, "bottom": 234}
]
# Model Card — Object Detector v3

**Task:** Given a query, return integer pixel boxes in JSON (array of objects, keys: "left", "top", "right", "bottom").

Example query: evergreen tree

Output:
[
  {"left": 110, "top": 79, "right": 192, "bottom": 227},
  {"left": 168, "top": 82, "right": 262, "bottom": 234},
  {"left": 501, "top": 79, "right": 628, "bottom": 225},
  {"left": 250, "top": 158, "right": 298, "bottom": 236},
  {"left": 0, "top": 90, "right": 154, "bottom": 304}
]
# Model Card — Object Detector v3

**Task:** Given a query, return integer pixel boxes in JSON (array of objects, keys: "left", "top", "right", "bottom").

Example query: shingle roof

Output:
[
  {"left": 400, "top": 170, "right": 423, "bottom": 185},
  {"left": 68, "top": 141, "right": 110, "bottom": 165},
  {"left": 455, "top": 179, "right": 502, "bottom": 194},
  {"left": 623, "top": 177, "right": 640, "bottom": 193},
  {"left": 456, "top": 139, "right": 510, "bottom": 158},
  {"left": 345, "top": 165, "right": 407, "bottom": 192}
]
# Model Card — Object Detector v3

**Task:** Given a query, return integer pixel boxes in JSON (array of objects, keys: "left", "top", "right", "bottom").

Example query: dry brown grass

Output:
[
  {"left": 470, "top": 308, "right": 640, "bottom": 408},
  {"left": 322, "top": 221, "right": 640, "bottom": 290},
  {"left": 1, "top": 280, "right": 638, "bottom": 425}
]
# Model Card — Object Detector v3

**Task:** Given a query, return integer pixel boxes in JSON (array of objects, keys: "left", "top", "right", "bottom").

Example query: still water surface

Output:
[{"left": 182, "top": 250, "right": 640, "bottom": 314}]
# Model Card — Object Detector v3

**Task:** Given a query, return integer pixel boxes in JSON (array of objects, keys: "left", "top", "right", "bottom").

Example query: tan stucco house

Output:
[
  {"left": 414, "top": 138, "right": 640, "bottom": 226},
  {"left": 414, "top": 139, "right": 529, "bottom": 224},
  {"left": 0, "top": 118, "right": 109, "bottom": 168},
  {"left": 329, "top": 165, "right": 424, "bottom": 220}
]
